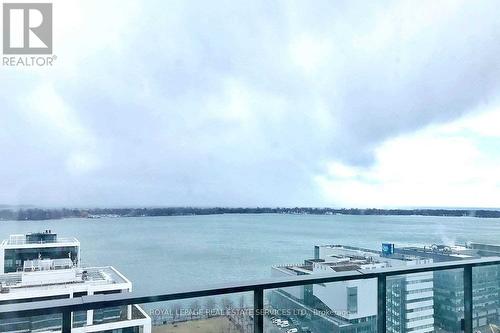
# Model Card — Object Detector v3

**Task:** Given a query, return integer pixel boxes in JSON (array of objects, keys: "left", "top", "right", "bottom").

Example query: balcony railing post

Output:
[
  {"left": 62, "top": 310, "right": 71, "bottom": 333},
  {"left": 463, "top": 265, "right": 473, "bottom": 333},
  {"left": 377, "top": 274, "right": 387, "bottom": 333},
  {"left": 253, "top": 287, "right": 264, "bottom": 333}
]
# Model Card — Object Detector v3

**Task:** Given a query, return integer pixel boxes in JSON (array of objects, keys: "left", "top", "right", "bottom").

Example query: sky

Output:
[{"left": 1, "top": 0, "right": 500, "bottom": 208}]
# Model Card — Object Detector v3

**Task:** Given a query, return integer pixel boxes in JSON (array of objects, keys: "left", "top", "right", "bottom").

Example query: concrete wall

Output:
[{"left": 313, "top": 278, "right": 377, "bottom": 320}]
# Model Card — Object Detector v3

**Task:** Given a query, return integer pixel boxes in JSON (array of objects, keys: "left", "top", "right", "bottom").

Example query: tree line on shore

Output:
[{"left": 1, "top": 207, "right": 500, "bottom": 220}]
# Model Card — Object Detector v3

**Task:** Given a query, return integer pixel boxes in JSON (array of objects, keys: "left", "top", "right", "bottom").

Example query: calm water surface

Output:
[{"left": 2, "top": 214, "right": 500, "bottom": 294}]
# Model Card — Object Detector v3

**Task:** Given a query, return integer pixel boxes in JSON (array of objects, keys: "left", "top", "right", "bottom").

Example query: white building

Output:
[
  {"left": 316, "top": 245, "right": 434, "bottom": 333},
  {"left": 271, "top": 244, "right": 434, "bottom": 333},
  {"left": 0, "top": 232, "right": 151, "bottom": 333},
  {"left": 0, "top": 231, "right": 81, "bottom": 274}
]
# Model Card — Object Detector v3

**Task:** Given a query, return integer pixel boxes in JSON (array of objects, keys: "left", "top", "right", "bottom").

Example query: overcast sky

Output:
[{"left": 2, "top": 0, "right": 500, "bottom": 208}]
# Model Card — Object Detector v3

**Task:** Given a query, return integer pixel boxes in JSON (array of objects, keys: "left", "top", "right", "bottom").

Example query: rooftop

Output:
[
  {"left": 1, "top": 232, "right": 79, "bottom": 246},
  {"left": 395, "top": 243, "right": 479, "bottom": 261},
  {"left": 316, "top": 244, "right": 380, "bottom": 254},
  {"left": 273, "top": 264, "right": 313, "bottom": 275},
  {"left": 0, "top": 266, "right": 129, "bottom": 297},
  {"left": 275, "top": 243, "right": 435, "bottom": 277}
]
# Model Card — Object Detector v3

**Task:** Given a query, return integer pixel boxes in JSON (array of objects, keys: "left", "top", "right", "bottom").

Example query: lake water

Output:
[{"left": 2, "top": 214, "right": 500, "bottom": 295}]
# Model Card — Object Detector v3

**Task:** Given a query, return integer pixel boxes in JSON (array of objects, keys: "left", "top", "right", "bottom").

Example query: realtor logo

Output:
[{"left": 3, "top": 3, "right": 52, "bottom": 54}]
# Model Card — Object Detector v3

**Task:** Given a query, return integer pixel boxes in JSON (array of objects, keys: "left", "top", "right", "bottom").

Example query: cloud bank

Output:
[{"left": 2, "top": 0, "right": 500, "bottom": 207}]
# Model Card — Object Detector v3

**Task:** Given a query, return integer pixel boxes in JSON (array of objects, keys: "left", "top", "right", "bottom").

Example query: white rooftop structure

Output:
[
  {"left": 0, "top": 232, "right": 150, "bottom": 333},
  {"left": 0, "top": 260, "right": 131, "bottom": 299},
  {"left": 0, "top": 232, "right": 81, "bottom": 274},
  {"left": 1, "top": 233, "right": 80, "bottom": 247}
]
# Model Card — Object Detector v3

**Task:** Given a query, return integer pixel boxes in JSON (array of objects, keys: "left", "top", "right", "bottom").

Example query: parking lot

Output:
[{"left": 265, "top": 315, "right": 311, "bottom": 333}]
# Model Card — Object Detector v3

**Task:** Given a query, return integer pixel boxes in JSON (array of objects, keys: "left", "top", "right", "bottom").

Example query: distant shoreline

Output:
[{"left": 1, "top": 207, "right": 500, "bottom": 221}]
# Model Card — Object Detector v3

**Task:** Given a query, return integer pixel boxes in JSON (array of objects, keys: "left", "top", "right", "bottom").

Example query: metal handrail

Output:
[{"left": 1, "top": 257, "right": 500, "bottom": 333}]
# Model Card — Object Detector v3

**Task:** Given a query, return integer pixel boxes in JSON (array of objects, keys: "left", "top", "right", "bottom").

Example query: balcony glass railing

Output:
[
  {"left": 0, "top": 257, "right": 499, "bottom": 333},
  {"left": 473, "top": 264, "right": 500, "bottom": 331},
  {"left": 145, "top": 292, "right": 254, "bottom": 332}
]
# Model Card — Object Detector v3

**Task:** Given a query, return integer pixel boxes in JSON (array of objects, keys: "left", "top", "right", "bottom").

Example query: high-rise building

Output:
[
  {"left": 395, "top": 243, "right": 500, "bottom": 332},
  {"left": 0, "top": 232, "right": 151, "bottom": 333}
]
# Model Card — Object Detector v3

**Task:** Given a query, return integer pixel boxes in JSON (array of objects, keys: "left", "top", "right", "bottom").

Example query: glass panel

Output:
[
  {"left": 387, "top": 272, "right": 434, "bottom": 333},
  {"left": 472, "top": 264, "right": 500, "bottom": 331},
  {"left": 146, "top": 292, "right": 253, "bottom": 332},
  {"left": 93, "top": 305, "right": 129, "bottom": 324},
  {"left": 347, "top": 286, "right": 358, "bottom": 313},
  {"left": 433, "top": 268, "right": 464, "bottom": 332},
  {"left": 0, "top": 314, "right": 62, "bottom": 333},
  {"left": 73, "top": 310, "right": 87, "bottom": 328},
  {"left": 266, "top": 279, "right": 378, "bottom": 333},
  {"left": 387, "top": 268, "right": 464, "bottom": 333}
]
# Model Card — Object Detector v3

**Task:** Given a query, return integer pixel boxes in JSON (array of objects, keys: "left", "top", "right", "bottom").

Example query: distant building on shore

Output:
[{"left": 0, "top": 231, "right": 151, "bottom": 333}]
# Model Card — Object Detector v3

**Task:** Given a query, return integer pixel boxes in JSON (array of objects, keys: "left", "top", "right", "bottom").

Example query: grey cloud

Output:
[{"left": 2, "top": 0, "right": 500, "bottom": 206}]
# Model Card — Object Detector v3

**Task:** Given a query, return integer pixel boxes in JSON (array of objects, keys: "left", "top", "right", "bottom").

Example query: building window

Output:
[
  {"left": 4, "top": 259, "right": 13, "bottom": 268},
  {"left": 347, "top": 286, "right": 358, "bottom": 313}
]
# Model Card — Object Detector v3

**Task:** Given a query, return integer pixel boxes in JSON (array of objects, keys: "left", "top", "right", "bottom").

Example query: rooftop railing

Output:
[
  {"left": 4, "top": 237, "right": 79, "bottom": 245},
  {"left": 1, "top": 257, "right": 500, "bottom": 333}
]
